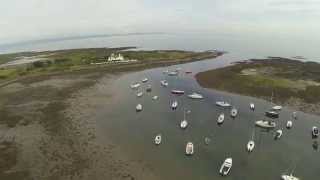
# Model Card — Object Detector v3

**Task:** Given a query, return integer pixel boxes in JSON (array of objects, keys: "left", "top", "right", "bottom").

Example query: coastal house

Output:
[{"left": 108, "top": 53, "right": 125, "bottom": 62}]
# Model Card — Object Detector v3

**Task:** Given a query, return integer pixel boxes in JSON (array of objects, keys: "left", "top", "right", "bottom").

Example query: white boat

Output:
[
  {"left": 272, "top": 105, "right": 283, "bottom": 111},
  {"left": 130, "top": 82, "right": 140, "bottom": 89},
  {"left": 281, "top": 174, "right": 300, "bottom": 180},
  {"left": 292, "top": 112, "right": 297, "bottom": 119},
  {"left": 154, "top": 134, "right": 161, "bottom": 145},
  {"left": 136, "top": 91, "right": 143, "bottom": 97},
  {"left": 171, "top": 100, "right": 178, "bottom": 110},
  {"left": 171, "top": 89, "right": 185, "bottom": 95},
  {"left": 219, "top": 158, "right": 232, "bottom": 176},
  {"left": 168, "top": 71, "right": 178, "bottom": 76},
  {"left": 187, "top": 92, "right": 204, "bottom": 99},
  {"left": 142, "top": 78, "right": 148, "bottom": 83},
  {"left": 230, "top": 107, "right": 238, "bottom": 118},
  {"left": 136, "top": 104, "right": 142, "bottom": 112},
  {"left": 180, "top": 120, "right": 188, "bottom": 129},
  {"left": 247, "top": 140, "right": 255, "bottom": 152},
  {"left": 255, "top": 120, "right": 276, "bottom": 129},
  {"left": 286, "top": 120, "right": 293, "bottom": 129},
  {"left": 217, "top": 113, "right": 225, "bottom": 124},
  {"left": 185, "top": 142, "right": 194, "bottom": 155},
  {"left": 275, "top": 129, "right": 283, "bottom": 139},
  {"left": 312, "top": 126, "right": 319, "bottom": 137},
  {"left": 160, "top": 80, "right": 168, "bottom": 87},
  {"left": 216, "top": 101, "right": 231, "bottom": 107},
  {"left": 250, "top": 103, "right": 255, "bottom": 111},
  {"left": 152, "top": 96, "right": 158, "bottom": 100},
  {"left": 146, "top": 85, "right": 152, "bottom": 92}
]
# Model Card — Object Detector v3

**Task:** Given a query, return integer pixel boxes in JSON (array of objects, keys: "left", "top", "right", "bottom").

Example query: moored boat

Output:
[
  {"left": 130, "top": 82, "right": 141, "bottom": 89},
  {"left": 281, "top": 174, "right": 300, "bottom": 180},
  {"left": 272, "top": 105, "right": 282, "bottom": 111},
  {"left": 152, "top": 96, "right": 158, "bottom": 100},
  {"left": 286, "top": 120, "right": 293, "bottom": 129},
  {"left": 146, "top": 85, "right": 152, "bottom": 92},
  {"left": 171, "top": 89, "right": 185, "bottom": 95},
  {"left": 247, "top": 140, "right": 255, "bottom": 152},
  {"left": 168, "top": 71, "right": 178, "bottom": 76},
  {"left": 154, "top": 134, "right": 161, "bottom": 145},
  {"left": 250, "top": 103, "right": 255, "bottom": 111},
  {"left": 230, "top": 107, "right": 238, "bottom": 118},
  {"left": 312, "top": 126, "right": 319, "bottom": 137},
  {"left": 160, "top": 80, "right": 168, "bottom": 87},
  {"left": 185, "top": 142, "right": 194, "bottom": 155},
  {"left": 217, "top": 113, "right": 225, "bottom": 124},
  {"left": 180, "top": 120, "right": 188, "bottom": 129},
  {"left": 136, "top": 104, "right": 142, "bottom": 112},
  {"left": 216, "top": 101, "right": 231, "bottom": 107},
  {"left": 136, "top": 91, "right": 143, "bottom": 97},
  {"left": 275, "top": 129, "right": 283, "bottom": 139},
  {"left": 187, "top": 92, "right": 204, "bottom": 99},
  {"left": 219, "top": 158, "right": 232, "bottom": 176},
  {"left": 255, "top": 120, "right": 276, "bottom": 129},
  {"left": 171, "top": 100, "right": 178, "bottom": 110},
  {"left": 265, "top": 110, "right": 279, "bottom": 118},
  {"left": 142, "top": 78, "right": 148, "bottom": 83}
]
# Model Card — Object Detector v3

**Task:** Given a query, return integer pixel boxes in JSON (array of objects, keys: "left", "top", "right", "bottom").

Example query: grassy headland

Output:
[
  {"left": 0, "top": 47, "right": 222, "bottom": 84},
  {"left": 196, "top": 57, "right": 320, "bottom": 115}
]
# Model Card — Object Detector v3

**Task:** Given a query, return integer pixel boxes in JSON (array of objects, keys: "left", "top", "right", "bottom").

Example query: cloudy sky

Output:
[{"left": 1, "top": 0, "right": 320, "bottom": 44}]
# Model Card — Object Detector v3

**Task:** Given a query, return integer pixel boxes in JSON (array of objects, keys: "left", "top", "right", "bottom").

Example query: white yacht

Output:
[
  {"left": 250, "top": 103, "right": 255, "bottom": 111},
  {"left": 136, "top": 104, "right": 142, "bottom": 112},
  {"left": 255, "top": 120, "right": 276, "bottom": 129},
  {"left": 152, "top": 96, "right": 158, "bottom": 100},
  {"left": 216, "top": 101, "right": 231, "bottom": 107},
  {"left": 312, "top": 126, "right": 319, "bottom": 137},
  {"left": 217, "top": 113, "right": 225, "bottom": 124},
  {"left": 171, "top": 100, "right": 178, "bottom": 110},
  {"left": 160, "top": 80, "right": 168, "bottom": 87},
  {"left": 247, "top": 140, "right": 255, "bottom": 152},
  {"left": 281, "top": 174, "right": 300, "bottom": 180},
  {"left": 272, "top": 105, "right": 283, "bottom": 111},
  {"left": 154, "top": 134, "right": 161, "bottom": 145},
  {"left": 219, "top": 158, "right": 232, "bottom": 176},
  {"left": 130, "top": 82, "right": 141, "bottom": 89},
  {"left": 142, "top": 78, "right": 148, "bottom": 83},
  {"left": 230, "top": 107, "right": 238, "bottom": 118},
  {"left": 275, "top": 129, "right": 283, "bottom": 139},
  {"left": 286, "top": 120, "right": 293, "bottom": 129},
  {"left": 185, "top": 142, "right": 194, "bottom": 155},
  {"left": 187, "top": 92, "right": 204, "bottom": 99},
  {"left": 136, "top": 91, "right": 143, "bottom": 97}
]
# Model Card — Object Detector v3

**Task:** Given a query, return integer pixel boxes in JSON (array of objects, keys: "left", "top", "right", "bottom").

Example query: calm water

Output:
[
  {"left": 3, "top": 34, "right": 319, "bottom": 179},
  {"left": 94, "top": 54, "right": 320, "bottom": 180}
]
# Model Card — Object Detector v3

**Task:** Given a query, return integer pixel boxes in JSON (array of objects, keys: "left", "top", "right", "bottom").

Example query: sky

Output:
[{"left": 1, "top": 0, "right": 320, "bottom": 45}]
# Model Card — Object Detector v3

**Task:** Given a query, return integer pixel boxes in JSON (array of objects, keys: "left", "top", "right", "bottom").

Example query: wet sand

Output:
[{"left": 0, "top": 70, "right": 160, "bottom": 180}]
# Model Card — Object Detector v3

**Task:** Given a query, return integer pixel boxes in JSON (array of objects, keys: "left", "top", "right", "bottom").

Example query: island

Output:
[{"left": 196, "top": 57, "right": 320, "bottom": 115}]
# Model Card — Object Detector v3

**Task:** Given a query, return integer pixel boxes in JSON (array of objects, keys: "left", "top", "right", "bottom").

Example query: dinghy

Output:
[
  {"left": 219, "top": 158, "right": 232, "bottom": 176},
  {"left": 171, "top": 100, "right": 178, "bottom": 110},
  {"left": 154, "top": 134, "right": 161, "bottom": 145},
  {"left": 286, "top": 120, "right": 293, "bottom": 129},
  {"left": 130, "top": 82, "right": 140, "bottom": 89},
  {"left": 275, "top": 129, "right": 283, "bottom": 139},
  {"left": 255, "top": 120, "right": 276, "bottom": 129},
  {"left": 171, "top": 89, "right": 185, "bottom": 95},
  {"left": 185, "top": 142, "right": 194, "bottom": 155},
  {"left": 160, "top": 80, "right": 168, "bottom": 87},
  {"left": 136, "top": 104, "right": 142, "bottom": 112},
  {"left": 217, "top": 113, "right": 225, "bottom": 124},
  {"left": 247, "top": 140, "right": 255, "bottom": 152},
  {"left": 142, "top": 78, "right": 148, "bottom": 83},
  {"left": 230, "top": 107, "right": 238, "bottom": 118},
  {"left": 250, "top": 103, "right": 255, "bottom": 111},
  {"left": 312, "top": 126, "right": 319, "bottom": 137},
  {"left": 216, "top": 101, "right": 231, "bottom": 107},
  {"left": 136, "top": 92, "right": 143, "bottom": 97},
  {"left": 187, "top": 92, "right": 204, "bottom": 99}
]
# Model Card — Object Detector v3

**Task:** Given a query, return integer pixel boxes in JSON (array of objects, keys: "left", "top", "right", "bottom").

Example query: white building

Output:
[{"left": 108, "top": 53, "right": 125, "bottom": 62}]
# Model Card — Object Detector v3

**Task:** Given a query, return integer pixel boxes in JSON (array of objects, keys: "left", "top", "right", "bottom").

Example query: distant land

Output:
[{"left": 196, "top": 57, "right": 320, "bottom": 115}]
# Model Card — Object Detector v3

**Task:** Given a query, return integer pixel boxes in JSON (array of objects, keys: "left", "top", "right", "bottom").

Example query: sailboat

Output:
[
  {"left": 217, "top": 113, "right": 225, "bottom": 124},
  {"left": 265, "top": 91, "right": 280, "bottom": 118},
  {"left": 171, "top": 100, "right": 178, "bottom": 110},
  {"left": 230, "top": 107, "right": 238, "bottom": 118},
  {"left": 286, "top": 120, "right": 293, "bottom": 129},
  {"left": 250, "top": 103, "right": 255, "bottom": 111},
  {"left": 136, "top": 104, "right": 142, "bottom": 112},
  {"left": 180, "top": 109, "right": 188, "bottom": 129},
  {"left": 247, "top": 129, "right": 255, "bottom": 152},
  {"left": 185, "top": 142, "right": 194, "bottom": 155},
  {"left": 154, "top": 134, "right": 162, "bottom": 145}
]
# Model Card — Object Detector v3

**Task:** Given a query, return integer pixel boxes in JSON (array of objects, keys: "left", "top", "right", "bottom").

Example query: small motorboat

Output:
[
  {"left": 286, "top": 120, "right": 293, "bottom": 129},
  {"left": 136, "top": 91, "right": 143, "bottom": 97},
  {"left": 250, "top": 103, "right": 255, "bottom": 111},
  {"left": 265, "top": 110, "right": 279, "bottom": 118},
  {"left": 281, "top": 174, "right": 300, "bottom": 180},
  {"left": 275, "top": 129, "right": 283, "bottom": 139},
  {"left": 136, "top": 104, "right": 142, "bottom": 112},
  {"left": 160, "top": 80, "right": 168, "bottom": 87},
  {"left": 152, "top": 96, "right": 158, "bottom": 100},
  {"left": 292, "top": 112, "right": 297, "bottom": 119},
  {"left": 216, "top": 101, "right": 231, "bottom": 108},
  {"left": 171, "top": 100, "right": 178, "bottom": 110},
  {"left": 247, "top": 140, "right": 255, "bottom": 152},
  {"left": 187, "top": 92, "right": 204, "bottom": 99},
  {"left": 230, "top": 107, "right": 238, "bottom": 118},
  {"left": 130, "top": 82, "right": 140, "bottom": 89},
  {"left": 180, "top": 120, "right": 188, "bottom": 129},
  {"left": 171, "top": 89, "right": 185, "bottom": 95},
  {"left": 154, "top": 134, "right": 161, "bottom": 145},
  {"left": 168, "top": 71, "right": 178, "bottom": 76},
  {"left": 217, "top": 113, "right": 225, "bottom": 124},
  {"left": 255, "top": 120, "right": 276, "bottom": 129},
  {"left": 272, "top": 105, "right": 282, "bottom": 111},
  {"left": 146, "top": 85, "right": 152, "bottom": 92},
  {"left": 142, "top": 78, "right": 148, "bottom": 83},
  {"left": 312, "top": 126, "right": 319, "bottom": 137},
  {"left": 204, "top": 137, "right": 211, "bottom": 145},
  {"left": 219, "top": 158, "right": 232, "bottom": 176},
  {"left": 185, "top": 142, "right": 194, "bottom": 155}
]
